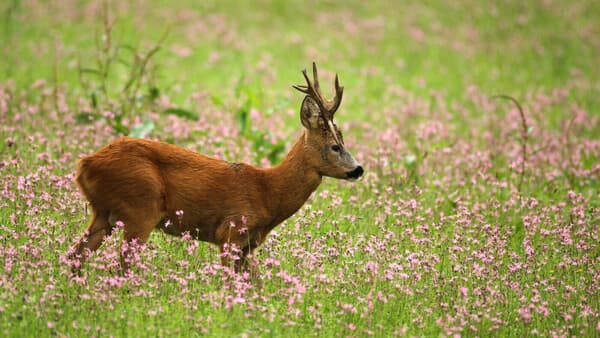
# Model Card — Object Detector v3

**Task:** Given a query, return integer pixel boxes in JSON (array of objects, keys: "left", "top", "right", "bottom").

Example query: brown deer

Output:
[{"left": 69, "top": 62, "right": 363, "bottom": 273}]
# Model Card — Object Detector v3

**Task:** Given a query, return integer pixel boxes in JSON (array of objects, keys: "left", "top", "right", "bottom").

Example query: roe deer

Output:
[{"left": 69, "top": 62, "right": 363, "bottom": 273}]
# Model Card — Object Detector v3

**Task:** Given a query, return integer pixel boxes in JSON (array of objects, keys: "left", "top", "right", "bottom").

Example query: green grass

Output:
[{"left": 1, "top": 0, "right": 599, "bottom": 337}]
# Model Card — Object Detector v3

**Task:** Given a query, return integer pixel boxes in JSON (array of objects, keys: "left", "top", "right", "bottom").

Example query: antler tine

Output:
[
  {"left": 292, "top": 84, "right": 309, "bottom": 93},
  {"left": 294, "top": 66, "right": 329, "bottom": 115},
  {"left": 329, "top": 73, "right": 344, "bottom": 116},
  {"left": 292, "top": 69, "right": 310, "bottom": 93},
  {"left": 312, "top": 62, "right": 321, "bottom": 92},
  {"left": 309, "top": 63, "right": 328, "bottom": 110},
  {"left": 310, "top": 62, "right": 336, "bottom": 119}
]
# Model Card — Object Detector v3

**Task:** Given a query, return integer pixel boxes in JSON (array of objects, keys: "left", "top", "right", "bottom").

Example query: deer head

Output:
[{"left": 293, "top": 62, "right": 363, "bottom": 180}]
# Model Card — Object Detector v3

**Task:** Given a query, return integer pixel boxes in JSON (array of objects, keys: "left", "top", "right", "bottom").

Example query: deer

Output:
[{"left": 68, "top": 62, "right": 363, "bottom": 274}]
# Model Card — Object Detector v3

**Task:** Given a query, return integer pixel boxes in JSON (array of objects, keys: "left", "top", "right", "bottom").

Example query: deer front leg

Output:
[
  {"left": 218, "top": 231, "right": 263, "bottom": 277},
  {"left": 219, "top": 241, "right": 257, "bottom": 273},
  {"left": 220, "top": 241, "right": 242, "bottom": 272}
]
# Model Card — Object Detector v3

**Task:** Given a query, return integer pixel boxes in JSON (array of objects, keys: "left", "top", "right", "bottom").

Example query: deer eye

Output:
[{"left": 331, "top": 145, "right": 341, "bottom": 153}]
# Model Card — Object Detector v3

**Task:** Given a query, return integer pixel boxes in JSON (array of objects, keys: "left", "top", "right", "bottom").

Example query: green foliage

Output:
[
  {"left": 73, "top": 9, "right": 199, "bottom": 137},
  {"left": 161, "top": 108, "right": 198, "bottom": 121},
  {"left": 129, "top": 119, "right": 155, "bottom": 138},
  {"left": 213, "top": 81, "right": 286, "bottom": 164}
]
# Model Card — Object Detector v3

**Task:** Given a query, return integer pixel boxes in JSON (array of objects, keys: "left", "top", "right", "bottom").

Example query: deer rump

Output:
[{"left": 76, "top": 137, "right": 272, "bottom": 246}]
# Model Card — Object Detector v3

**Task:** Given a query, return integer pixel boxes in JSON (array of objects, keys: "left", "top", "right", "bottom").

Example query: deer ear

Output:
[{"left": 300, "top": 96, "right": 322, "bottom": 130}]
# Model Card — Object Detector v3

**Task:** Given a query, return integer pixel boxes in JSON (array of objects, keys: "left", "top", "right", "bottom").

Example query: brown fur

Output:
[{"left": 70, "top": 133, "right": 334, "bottom": 272}]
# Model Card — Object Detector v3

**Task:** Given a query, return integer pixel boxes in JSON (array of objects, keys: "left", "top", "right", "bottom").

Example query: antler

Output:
[{"left": 293, "top": 62, "right": 344, "bottom": 120}]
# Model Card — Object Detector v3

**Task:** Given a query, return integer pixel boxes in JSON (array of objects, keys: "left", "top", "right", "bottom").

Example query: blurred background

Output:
[{"left": 3, "top": 0, "right": 598, "bottom": 126}]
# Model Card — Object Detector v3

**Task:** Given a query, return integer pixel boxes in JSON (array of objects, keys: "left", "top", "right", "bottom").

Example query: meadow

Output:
[{"left": 1, "top": 1, "right": 599, "bottom": 336}]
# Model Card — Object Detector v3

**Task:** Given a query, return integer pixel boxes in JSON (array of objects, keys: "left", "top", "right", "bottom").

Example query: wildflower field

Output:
[{"left": 1, "top": 1, "right": 599, "bottom": 336}]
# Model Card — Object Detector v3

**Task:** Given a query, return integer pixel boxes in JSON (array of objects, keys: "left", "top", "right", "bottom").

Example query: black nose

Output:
[{"left": 347, "top": 166, "right": 364, "bottom": 179}]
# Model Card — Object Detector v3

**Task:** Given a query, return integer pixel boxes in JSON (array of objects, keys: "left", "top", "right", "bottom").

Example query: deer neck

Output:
[{"left": 265, "top": 132, "right": 322, "bottom": 225}]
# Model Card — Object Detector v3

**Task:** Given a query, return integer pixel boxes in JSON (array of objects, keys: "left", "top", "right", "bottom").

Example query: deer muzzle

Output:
[{"left": 346, "top": 166, "right": 364, "bottom": 180}]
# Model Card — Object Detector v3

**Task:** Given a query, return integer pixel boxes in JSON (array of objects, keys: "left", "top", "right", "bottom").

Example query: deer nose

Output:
[{"left": 347, "top": 166, "right": 364, "bottom": 179}]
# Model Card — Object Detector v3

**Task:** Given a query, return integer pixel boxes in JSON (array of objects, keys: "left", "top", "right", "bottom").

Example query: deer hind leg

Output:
[
  {"left": 69, "top": 209, "right": 112, "bottom": 272},
  {"left": 114, "top": 203, "right": 164, "bottom": 275}
]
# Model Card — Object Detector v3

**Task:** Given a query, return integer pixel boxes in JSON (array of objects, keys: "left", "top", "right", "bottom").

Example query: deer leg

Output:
[
  {"left": 240, "top": 243, "right": 260, "bottom": 277},
  {"left": 69, "top": 209, "right": 112, "bottom": 272},
  {"left": 220, "top": 242, "right": 242, "bottom": 272},
  {"left": 117, "top": 207, "right": 163, "bottom": 275},
  {"left": 220, "top": 238, "right": 262, "bottom": 277},
  {"left": 216, "top": 221, "right": 265, "bottom": 278}
]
